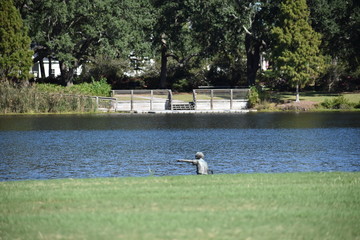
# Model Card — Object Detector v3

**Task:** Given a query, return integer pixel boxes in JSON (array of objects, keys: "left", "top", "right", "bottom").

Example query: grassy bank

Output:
[
  {"left": 256, "top": 91, "right": 360, "bottom": 111},
  {"left": 1, "top": 172, "right": 359, "bottom": 240},
  {"left": 273, "top": 91, "right": 360, "bottom": 103}
]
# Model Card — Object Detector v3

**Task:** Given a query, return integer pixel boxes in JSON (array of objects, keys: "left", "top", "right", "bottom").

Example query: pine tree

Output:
[
  {"left": 271, "top": 0, "right": 324, "bottom": 101},
  {"left": 0, "top": 0, "right": 33, "bottom": 82}
]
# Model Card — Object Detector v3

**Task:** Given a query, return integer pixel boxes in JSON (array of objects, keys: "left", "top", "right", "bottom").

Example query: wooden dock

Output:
[
  {"left": 98, "top": 89, "right": 250, "bottom": 113},
  {"left": 144, "top": 109, "right": 254, "bottom": 114}
]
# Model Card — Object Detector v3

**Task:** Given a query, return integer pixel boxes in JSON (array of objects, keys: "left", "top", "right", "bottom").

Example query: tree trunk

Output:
[
  {"left": 245, "top": 33, "right": 261, "bottom": 86},
  {"left": 295, "top": 83, "right": 300, "bottom": 102},
  {"left": 65, "top": 70, "right": 74, "bottom": 87},
  {"left": 160, "top": 34, "right": 168, "bottom": 89},
  {"left": 160, "top": 46, "right": 167, "bottom": 89},
  {"left": 48, "top": 57, "right": 52, "bottom": 78},
  {"left": 39, "top": 58, "right": 46, "bottom": 79},
  {"left": 60, "top": 61, "right": 74, "bottom": 86}
]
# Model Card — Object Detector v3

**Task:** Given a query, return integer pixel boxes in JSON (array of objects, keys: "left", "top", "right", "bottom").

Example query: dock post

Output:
[
  {"left": 168, "top": 90, "right": 173, "bottom": 110},
  {"left": 150, "top": 90, "right": 153, "bottom": 111},
  {"left": 230, "top": 89, "right": 233, "bottom": 109},
  {"left": 130, "top": 90, "right": 134, "bottom": 111},
  {"left": 193, "top": 90, "right": 197, "bottom": 110},
  {"left": 210, "top": 90, "right": 213, "bottom": 110},
  {"left": 114, "top": 98, "right": 117, "bottom": 112}
]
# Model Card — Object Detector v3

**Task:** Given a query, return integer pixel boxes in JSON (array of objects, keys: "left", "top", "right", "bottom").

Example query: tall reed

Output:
[{"left": 0, "top": 82, "right": 97, "bottom": 114}]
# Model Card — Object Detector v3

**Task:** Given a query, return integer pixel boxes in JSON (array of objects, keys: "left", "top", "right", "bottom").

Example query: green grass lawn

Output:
[
  {"left": 273, "top": 92, "right": 360, "bottom": 103},
  {"left": 1, "top": 172, "right": 359, "bottom": 240},
  {"left": 171, "top": 91, "right": 360, "bottom": 104}
]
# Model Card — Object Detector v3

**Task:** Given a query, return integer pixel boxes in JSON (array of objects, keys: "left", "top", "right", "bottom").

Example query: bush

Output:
[
  {"left": 70, "top": 78, "right": 111, "bottom": 96},
  {"left": 248, "top": 85, "right": 272, "bottom": 108},
  {"left": 355, "top": 101, "right": 360, "bottom": 109},
  {"left": 172, "top": 78, "right": 191, "bottom": 92},
  {"left": 321, "top": 95, "right": 354, "bottom": 109},
  {"left": 35, "top": 78, "right": 111, "bottom": 97},
  {"left": 35, "top": 83, "right": 66, "bottom": 93},
  {"left": 248, "top": 86, "right": 260, "bottom": 108}
]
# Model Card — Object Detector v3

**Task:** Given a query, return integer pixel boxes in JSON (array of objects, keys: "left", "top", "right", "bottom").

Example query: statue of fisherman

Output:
[{"left": 177, "top": 152, "right": 212, "bottom": 175}]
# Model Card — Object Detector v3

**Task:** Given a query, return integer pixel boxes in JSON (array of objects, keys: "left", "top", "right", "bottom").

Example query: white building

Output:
[
  {"left": 31, "top": 57, "right": 82, "bottom": 79},
  {"left": 124, "top": 54, "right": 156, "bottom": 77}
]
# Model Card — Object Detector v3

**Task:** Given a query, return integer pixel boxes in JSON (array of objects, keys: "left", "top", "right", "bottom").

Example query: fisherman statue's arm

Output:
[{"left": 177, "top": 159, "right": 198, "bottom": 164}]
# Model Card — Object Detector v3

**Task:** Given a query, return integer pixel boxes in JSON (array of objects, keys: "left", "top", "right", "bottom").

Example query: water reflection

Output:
[
  {"left": 1, "top": 112, "right": 360, "bottom": 130},
  {"left": 0, "top": 112, "right": 359, "bottom": 181}
]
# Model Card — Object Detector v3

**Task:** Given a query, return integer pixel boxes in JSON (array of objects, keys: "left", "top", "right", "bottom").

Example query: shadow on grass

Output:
[{"left": 300, "top": 92, "right": 341, "bottom": 97}]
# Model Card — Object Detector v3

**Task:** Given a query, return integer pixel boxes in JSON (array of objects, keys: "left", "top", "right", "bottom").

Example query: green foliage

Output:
[
  {"left": 0, "top": 78, "right": 111, "bottom": 114},
  {"left": 8, "top": 0, "right": 357, "bottom": 91},
  {"left": 153, "top": 0, "right": 247, "bottom": 88},
  {"left": 0, "top": 82, "right": 96, "bottom": 113},
  {"left": 172, "top": 78, "right": 191, "bottom": 92},
  {"left": 206, "top": 53, "right": 247, "bottom": 87},
  {"left": 0, "top": 0, "right": 33, "bottom": 82},
  {"left": 71, "top": 78, "right": 111, "bottom": 97},
  {"left": 270, "top": 0, "right": 325, "bottom": 91},
  {"left": 321, "top": 95, "right": 354, "bottom": 109},
  {"left": 308, "top": 0, "right": 360, "bottom": 91},
  {"left": 308, "top": 0, "right": 360, "bottom": 73},
  {"left": 355, "top": 101, "right": 360, "bottom": 109},
  {"left": 258, "top": 69, "right": 288, "bottom": 90},
  {"left": 20, "top": 0, "right": 155, "bottom": 84},
  {"left": 80, "top": 55, "right": 128, "bottom": 84},
  {"left": 35, "top": 83, "right": 65, "bottom": 93},
  {"left": 248, "top": 86, "right": 260, "bottom": 108},
  {"left": 36, "top": 79, "right": 111, "bottom": 97},
  {"left": 186, "top": 0, "right": 244, "bottom": 56},
  {"left": 248, "top": 85, "right": 273, "bottom": 108}
]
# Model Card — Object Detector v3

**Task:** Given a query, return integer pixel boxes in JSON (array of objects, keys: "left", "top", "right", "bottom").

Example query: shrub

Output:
[
  {"left": 321, "top": 95, "right": 354, "bottom": 109},
  {"left": 35, "top": 83, "right": 65, "bottom": 93},
  {"left": 355, "top": 101, "right": 360, "bottom": 109},
  {"left": 248, "top": 85, "right": 272, "bottom": 108},
  {"left": 172, "top": 78, "right": 191, "bottom": 92},
  {"left": 70, "top": 78, "right": 111, "bottom": 96},
  {"left": 35, "top": 78, "right": 111, "bottom": 97},
  {"left": 248, "top": 86, "right": 260, "bottom": 108}
]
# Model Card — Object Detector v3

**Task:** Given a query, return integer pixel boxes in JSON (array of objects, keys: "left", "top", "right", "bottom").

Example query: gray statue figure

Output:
[{"left": 177, "top": 152, "right": 212, "bottom": 175}]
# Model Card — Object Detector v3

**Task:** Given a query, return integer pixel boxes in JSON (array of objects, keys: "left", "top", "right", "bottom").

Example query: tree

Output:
[
  {"left": 270, "top": 0, "right": 324, "bottom": 101},
  {"left": 189, "top": 0, "right": 247, "bottom": 86},
  {"left": 231, "top": 1, "right": 266, "bottom": 86},
  {"left": 191, "top": 0, "right": 277, "bottom": 87},
  {"left": 19, "top": 0, "right": 154, "bottom": 86},
  {"left": 153, "top": 0, "right": 277, "bottom": 89},
  {"left": 152, "top": 0, "right": 203, "bottom": 88},
  {"left": 0, "top": 0, "right": 33, "bottom": 82},
  {"left": 308, "top": 0, "right": 360, "bottom": 91},
  {"left": 152, "top": 0, "right": 247, "bottom": 88}
]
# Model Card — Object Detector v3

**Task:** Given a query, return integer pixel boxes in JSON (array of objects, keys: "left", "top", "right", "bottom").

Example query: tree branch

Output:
[
  {"left": 243, "top": 25, "right": 252, "bottom": 35},
  {"left": 166, "top": 52, "right": 200, "bottom": 66}
]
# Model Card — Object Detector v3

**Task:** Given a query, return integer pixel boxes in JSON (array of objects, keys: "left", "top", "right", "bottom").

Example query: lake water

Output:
[{"left": 0, "top": 112, "right": 359, "bottom": 181}]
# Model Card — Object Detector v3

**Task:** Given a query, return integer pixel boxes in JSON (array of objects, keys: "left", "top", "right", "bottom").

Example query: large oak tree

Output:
[{"left": 18, "top": 0, "right": 154, "bottom": 86}]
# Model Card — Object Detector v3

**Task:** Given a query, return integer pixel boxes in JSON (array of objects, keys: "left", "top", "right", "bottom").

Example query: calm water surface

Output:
[{"left": 0, "top": 112, "right": 359, "bottom": 181}]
